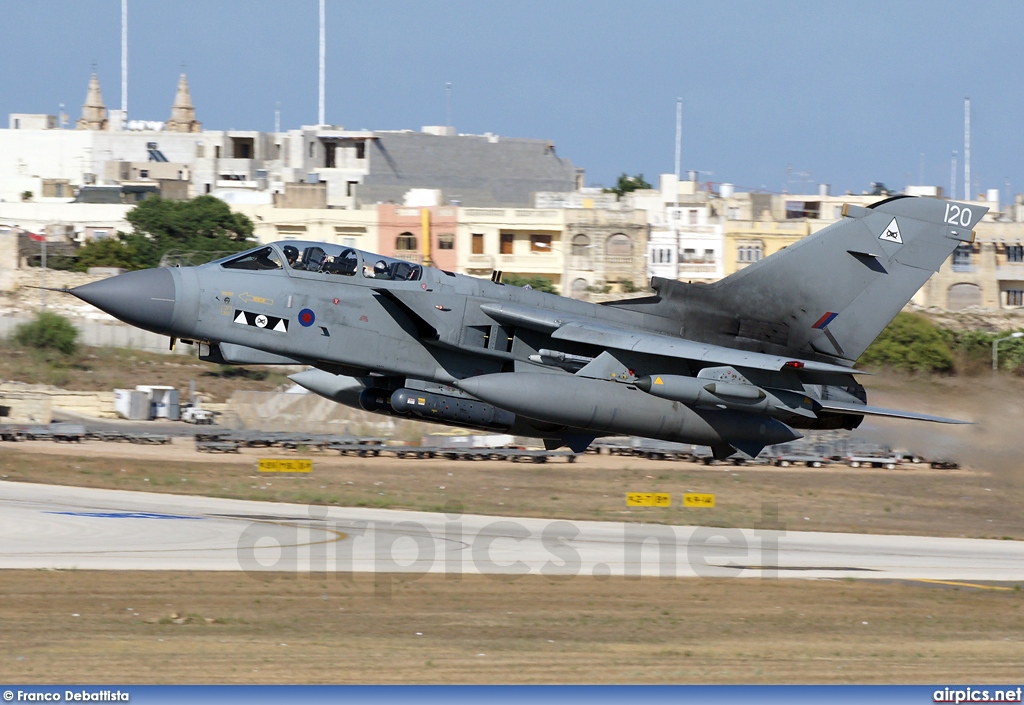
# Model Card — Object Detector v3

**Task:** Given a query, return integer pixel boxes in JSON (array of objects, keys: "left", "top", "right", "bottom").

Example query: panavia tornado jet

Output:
[{"left": 68, "top": 195, "right": 982, "bottom": 458}]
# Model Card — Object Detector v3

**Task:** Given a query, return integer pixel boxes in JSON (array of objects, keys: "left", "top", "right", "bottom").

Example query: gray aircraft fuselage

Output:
[{"left": 70, "top": 195, "right": 982, "bottom": 457}]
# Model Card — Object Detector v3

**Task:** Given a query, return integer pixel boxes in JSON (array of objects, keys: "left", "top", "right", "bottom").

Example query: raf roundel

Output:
[{"left": 298, "top": 308, "right": 316, "bottom": 327}]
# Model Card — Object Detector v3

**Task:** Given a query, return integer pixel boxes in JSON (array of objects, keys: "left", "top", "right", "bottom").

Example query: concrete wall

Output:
[
  {"left": 225, "top": 391, "right": 396, "bottom": 435},
  {"left": 0, "top": 386, "right": 53, "bottom": 423}
]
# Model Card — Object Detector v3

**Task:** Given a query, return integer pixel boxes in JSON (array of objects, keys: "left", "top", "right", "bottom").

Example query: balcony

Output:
[
  {"left": 996, "top": 264, "right": 1024, "bottom": 280},
  {"left": 496, "top": 253, "right": 561, "bottom": 274},
  {"left": 678, "top": 262, "right": 717, "bottom": 274},
  {"left": 216, "top": 158, "right": 256, "bottom": 178},
  {"left": 603, "top": 255, "right": 636, "bottom": 272},
  {"left": 394, "top": 251, "right": 422, "bottom": 264},
  {"left": 467, "top": 254, "right": 494, "bottom": 269}
]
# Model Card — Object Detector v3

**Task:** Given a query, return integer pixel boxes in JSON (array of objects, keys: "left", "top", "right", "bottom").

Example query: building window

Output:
[
  {"left": 438, "top": 233, "right": 454, "bottom": 250},
  {"left": 346, "top": 181, "right": 357, "bottom": 197},
  {"left": 952, "top": 244, "right": 973, "bottom": 271},
  {"left": 738, "top": 243, "right": 763, "bottom": 263},
  {"left": 1007, "top": 246, "right": 1024, "bottom": 263},
  {"left": 139, "top": 170, "right": 149, "bottom": 178},
  {"left": 530, "top": 234, "right": 552, "bottom": 253},
  {"left": 727, "top": 207, "right": 740, "bottom": 220},
  {"left": 1007, "top": 290, "right": 1024, "bottom": 306},
  {"left": 500, "top": 232, "right": 514, "bottom": 255},
  {"left": 682, "top": 248, "right": 696, "bottom": 262},
  {"left": 472, "top": 233, "right": 484, "bottom": 255},
  {"left": 93, "top": 230, "right": 109, "bottom": 240},
  {"left": 355, "top": 141, "right": 366, "bottom": 159},
  {"left": 308, "top": 142, "right": 315, "bottom": 158},
  {"left": 396, "top": 233, "right": 417, "bottom": 251},
  {"left": 606, "top": 233, "right": 632, "bottom": 256},
  {"left": 688, "top": 209, "right": 698, "bottom": 225},
  {"left": 571, "top": 234, "right": 590, "bottom": 256},
  {"left": 325, "top": 142, "right": 336, "bottom": 168},
  {"left": 703, "top": 248, "right": 715, "bottom": 263}
]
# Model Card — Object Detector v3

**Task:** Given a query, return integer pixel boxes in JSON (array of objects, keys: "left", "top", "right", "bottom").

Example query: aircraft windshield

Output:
[
  {"left": 270, "top": 241, "right": 422, "bottom": 281},
  {"left": 220, "top": 246, "right": 283, "bottom": 271}
]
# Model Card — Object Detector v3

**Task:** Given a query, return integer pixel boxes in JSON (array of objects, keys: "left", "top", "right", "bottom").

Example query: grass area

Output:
[
  {"left": 0, "top": 342, "right": 291, "bottom": 401},
  {"left": 2, "top": 442, "right": 1023, "bottom": 540},
  {"left": 0, "top": 571, "right": 1021, "bottom": 683}
]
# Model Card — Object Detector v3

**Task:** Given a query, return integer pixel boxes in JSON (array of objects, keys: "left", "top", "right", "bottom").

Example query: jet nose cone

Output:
[{"left": 71, "top": 268, "right": 177, "bottom": 334}]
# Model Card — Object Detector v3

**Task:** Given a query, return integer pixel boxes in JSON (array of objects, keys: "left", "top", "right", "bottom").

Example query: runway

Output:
[{"left": 2, "top": 481, "right": 1023, "bottom": 581}]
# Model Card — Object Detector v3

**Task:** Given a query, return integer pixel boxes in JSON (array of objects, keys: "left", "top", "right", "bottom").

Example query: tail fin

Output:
[{"left": 617, "top": 196, "right": 987, "bottom": 362}]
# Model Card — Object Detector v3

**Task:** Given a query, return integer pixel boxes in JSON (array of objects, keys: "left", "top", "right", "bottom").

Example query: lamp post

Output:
[{"left": 992, "top": 331, "right": 1024, "bottom": 371}]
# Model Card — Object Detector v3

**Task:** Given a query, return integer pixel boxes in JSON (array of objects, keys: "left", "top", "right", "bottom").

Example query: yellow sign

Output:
[
  {"left": 626, "top": 492, "right": 672, "bottom": 507},
  {"left": 258, "top": 459, "right": 313, "bottom": 473},
  {"left": 683, "top": 493, "right": 715, "bottom": 507}
]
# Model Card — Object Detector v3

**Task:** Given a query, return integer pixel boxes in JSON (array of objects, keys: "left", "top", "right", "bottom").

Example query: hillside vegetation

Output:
[{"left": 857, "top": 312, "right": 1024, "bottom": 375}]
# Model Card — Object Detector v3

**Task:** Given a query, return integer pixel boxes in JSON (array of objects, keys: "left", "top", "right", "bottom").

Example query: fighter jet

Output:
[{"left": 68, "top": 195, "right": 982, "bottom": 457}]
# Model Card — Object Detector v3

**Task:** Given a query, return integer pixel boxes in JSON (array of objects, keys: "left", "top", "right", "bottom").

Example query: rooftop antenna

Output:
[
  {"left": 318, "top": 0, "right": 325, "bottom": 126},
  {"left": 674, "top": 97, "right": 682, "bottom": 179},
  {"left": 121, "top": 0, "right": 127, "bottom": 117},
  {"left": 446, "top": 82, "right": 453, "bottom": 129},
  {"left": 964, "top": 97, "right": 970, "bottom": 200},
  {"left": 919, "top": 152, "right": 924, "bottom": 185},
  {"left": 950, "top": 150, "right": 958, "bottom": 201},
  {"left": 275, "top": 101, "right": 281, "bottom": 133}
]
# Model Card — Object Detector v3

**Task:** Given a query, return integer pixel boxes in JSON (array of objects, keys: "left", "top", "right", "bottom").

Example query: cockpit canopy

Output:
[{"left": 218, "top": 241, "right": 423, "bottom": 282}]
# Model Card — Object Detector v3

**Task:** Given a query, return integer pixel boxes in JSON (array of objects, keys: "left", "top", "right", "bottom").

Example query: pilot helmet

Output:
[
  {"left": 374, "top": 260, "right": 389, "bottom": 275},
  {"left": 282, "top": 245, "right": 299, "bottom": 262}
]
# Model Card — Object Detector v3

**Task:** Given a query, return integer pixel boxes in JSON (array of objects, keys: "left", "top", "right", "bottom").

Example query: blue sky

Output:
[{"left": 1, "top": 1, "right": 1021, "bottom": 197}]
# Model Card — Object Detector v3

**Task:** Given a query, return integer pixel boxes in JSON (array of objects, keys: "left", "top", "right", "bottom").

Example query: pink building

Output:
[{"left": 376, "top": 205, "right": 458, "bottom": 271}]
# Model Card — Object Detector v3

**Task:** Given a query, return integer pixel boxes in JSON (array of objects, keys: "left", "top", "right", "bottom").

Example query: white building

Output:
[{"left": 629, "top": 174, "right": 724, "bottom": 282}]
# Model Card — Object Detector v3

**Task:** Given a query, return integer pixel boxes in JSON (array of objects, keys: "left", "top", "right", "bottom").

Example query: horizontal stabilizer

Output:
[{"left": 814, "top": 399, "right": 971, "bottom": 424}]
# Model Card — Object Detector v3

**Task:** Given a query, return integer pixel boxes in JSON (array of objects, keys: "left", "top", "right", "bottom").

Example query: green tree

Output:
[
  {"left": 71, "top": 196, "right": 254, "bottom": 271},
  {"left": 857, "top": 313, "right": 954, "bottom": 373},
  {"left": 14, "top": 312, "right": 79, "bottom": 356},
  {"left": 127, "top": 195, "right": 253, "bottom": 244},
  {"left": 502, "top": 273, "right": 557, "bottom": 294},
  {"left": 605, "top": 173, "right": 653, "bottom": 198},
  {"left": 72, "top": 236, "right": 145, "bottom": 271}
]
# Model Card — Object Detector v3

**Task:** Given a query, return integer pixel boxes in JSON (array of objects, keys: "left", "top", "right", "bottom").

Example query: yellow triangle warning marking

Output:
[{"left": 654, "top": 376, "right": 664, "bottom": 385}]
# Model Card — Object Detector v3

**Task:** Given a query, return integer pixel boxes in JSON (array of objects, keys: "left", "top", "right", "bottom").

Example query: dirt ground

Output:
[
  {"left": 0, "top": 343, "right": 291, "bottom": 402},
  {"left": 1, "top": 439, "right": 1022, "bottom": 540},
  {"left": 0, "top": 571, "right": 1020, "bottom": 684},
  {"left": 2, "top": 369, "right": 1023, "bottom": 683}
]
